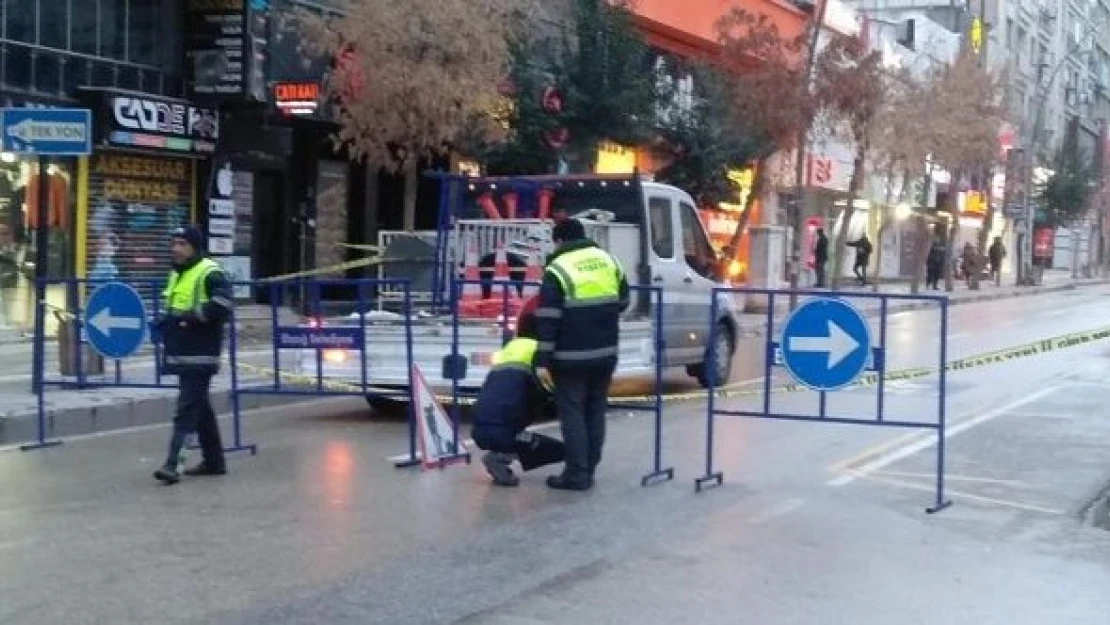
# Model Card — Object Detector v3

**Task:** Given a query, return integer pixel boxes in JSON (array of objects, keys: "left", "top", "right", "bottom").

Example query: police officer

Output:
[
  {"left": 153, "top": 225, "right": 234, "bottom": 484},
  {"left": 535, "top": 219, "right": 628, "bottom": 491},
  {"left": 471, "top": 297, "right": 565, "bottom": 487}
]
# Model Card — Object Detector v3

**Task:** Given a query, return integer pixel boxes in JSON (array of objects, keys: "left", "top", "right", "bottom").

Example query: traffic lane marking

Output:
[
  {"left": 825, "top": 384, "right": 1062, "bottom": 486},
  {"left": 746, "top": 498, "right": 806, "bottom": 525},
  {"left": 849, "top": 472, "right": 1066, "bottom": 516},
  {"left": 872, "top": 469, "right": 1027, "bottom": 486}
]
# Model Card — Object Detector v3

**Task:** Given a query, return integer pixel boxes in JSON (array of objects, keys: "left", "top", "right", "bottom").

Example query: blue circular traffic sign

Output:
[
  {"left": 85, "top": 282, "right": 148, "bottom": 360},
  {"left": 780, "top": 298, "right": 871, "bottom": 392}
]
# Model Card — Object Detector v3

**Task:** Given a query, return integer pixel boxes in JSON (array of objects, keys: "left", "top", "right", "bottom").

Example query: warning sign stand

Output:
[{"left": 410, "top": 364, "right": 471, "bottom": 470}]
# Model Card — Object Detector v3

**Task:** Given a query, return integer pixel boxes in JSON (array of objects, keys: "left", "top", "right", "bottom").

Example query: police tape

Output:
[{"left": 229, "top": 324, "right": 1110, "bottom": 407}]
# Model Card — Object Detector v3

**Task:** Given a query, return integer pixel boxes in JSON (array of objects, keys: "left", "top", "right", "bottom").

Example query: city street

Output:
[{"left": 0, "top": 285, "right": 1108, "bottom": 624}]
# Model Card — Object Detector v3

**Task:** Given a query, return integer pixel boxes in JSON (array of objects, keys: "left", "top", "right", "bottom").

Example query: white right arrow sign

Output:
[{"left": 788, "top": 319, "right": 860, "bottom": 369}]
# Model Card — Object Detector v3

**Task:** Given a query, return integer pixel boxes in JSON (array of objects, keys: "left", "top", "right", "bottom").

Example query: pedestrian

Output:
[
  {"left": 813, "top": 228, "right": 829, "bottom": 287},
  {"left": 988, "top": 236, "right": 1006, "bottom": 284},
  {"left": 847, "top": 234, "right": 872, "bottom": 286},
  {"left": 926, "top": 239, "right": 945, "bottom": 290},
  {"left": 471, "top": 297, "right": 566, "bottom": 487},
  {"left": 535, "top": 218, "right": 629, "bottom": 491},
  {"left": 152, "top": 225, "right": 234, "bottom": 484},
  {"left": 961, "top": 242, "right": 977, "bottom": 287}
]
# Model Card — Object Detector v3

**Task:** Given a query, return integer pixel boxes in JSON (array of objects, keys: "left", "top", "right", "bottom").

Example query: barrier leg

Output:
[
  {"left": 223, "top": 306, "right": 257, "bottom": 456},
  {"left": 394, "top": 283, "right": 421, "bottom": 468},
  {"left": 695, "top": 293, "right": 724, "bottom": 492},
  {"left": 642, "top": 288, "right": 673, "bottom": 486},
  {"left": 22, "top": 281, "right": 61, "bottom": 451},
  {"left": 927, "top": 300, "right": 952, "bottom": 514}
]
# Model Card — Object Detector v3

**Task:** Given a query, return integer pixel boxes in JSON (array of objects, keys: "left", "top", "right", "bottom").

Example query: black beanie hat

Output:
[
  {"left": 552, "top": 218, "right": 586, "bottom": 243},
  {"left": 171, "top": 225, "right": 205, "bottom": 252}
]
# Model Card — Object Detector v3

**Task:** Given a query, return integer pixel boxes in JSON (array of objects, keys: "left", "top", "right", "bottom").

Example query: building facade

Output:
[{"left": 0, "top": 0, "right": 189, "bottom": 334}]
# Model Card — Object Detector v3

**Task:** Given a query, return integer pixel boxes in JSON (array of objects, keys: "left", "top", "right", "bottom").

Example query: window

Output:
[
  {"left": 129, "top": 0, "right": 157, "bottom": 65},
  {"left": 679, "top": 202, "right": 715, "bottom": 279},
  {"left": 41, "top": 0, "right": 68, "bottom": 50},
  {"left": 648, "top": 197, "right": 674, "bottom": 259},
  {"left": 100, "top": 0, "right": 127, "bottom": 59},
  {"left": 5, "top": 0, "right": 35, "bottom": 43},
  {"left": 34, "top": 51, "right": 62, "bottom": 95},
  {"left": 71, "top": 0, "right": 99, "bottom": 55},
  {"left": 4, "top": 44, "right": 32, "bottom": 90}
]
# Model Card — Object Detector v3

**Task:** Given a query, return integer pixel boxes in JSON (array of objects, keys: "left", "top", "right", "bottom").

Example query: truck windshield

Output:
[{"left": 458, "top": 180, "right": 642, "bottom": 224}]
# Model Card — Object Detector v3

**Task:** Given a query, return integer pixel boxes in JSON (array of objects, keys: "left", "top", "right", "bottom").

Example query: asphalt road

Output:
[{"left": 1, "top": 286, "right": 1109, "bottom": 624}]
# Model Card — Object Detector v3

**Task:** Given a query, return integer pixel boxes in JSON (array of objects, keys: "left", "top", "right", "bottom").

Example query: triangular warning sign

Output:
[{"left": 411, "top": 364, "right": 469, "bottom": 470}]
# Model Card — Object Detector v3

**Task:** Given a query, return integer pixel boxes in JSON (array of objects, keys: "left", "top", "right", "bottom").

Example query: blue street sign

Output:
[
  {"left": 780, "top": 297, "right": 871, "bottom": 391},
  {"left": 1, "top": 108, "right": 92, "bottom": 155},
  {"left": 275, "top": 326, "right": 363, "bottom": 350},
  {"left": 85, "top": 283, "right": 147, "bottom": 360}
]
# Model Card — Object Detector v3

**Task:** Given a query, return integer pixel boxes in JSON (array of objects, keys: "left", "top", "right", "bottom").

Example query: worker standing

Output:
[
  {"left": 153, "top": 225, "right": 234, "bottom": 484},
  {"left": 534, "top": 219, "right": 629, "bottom": 491}
]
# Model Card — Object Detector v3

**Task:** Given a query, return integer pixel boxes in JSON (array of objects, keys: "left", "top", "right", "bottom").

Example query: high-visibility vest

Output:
[
  {"left": 163, "top": 257, "right": 222, "bottom": 316},
  {"left": 490, "top": 338, "right": 538, "bottom": 373},
  {"left": 545, "top": 247, "right": 622, "bottom": 304}
]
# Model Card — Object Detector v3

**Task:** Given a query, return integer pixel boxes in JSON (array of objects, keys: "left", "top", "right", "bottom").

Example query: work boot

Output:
[
  {"left": 183, "top": 462, "right": 227, "bottom": 477},
  {"left": 153, "top": 466, "right": 180, "bottom": 485},
  {"left": 545, "top": 474, "right": 591, "bottom": 491},
  {"left": 481, "top": 452, "right": 519, "bottom": 487}
]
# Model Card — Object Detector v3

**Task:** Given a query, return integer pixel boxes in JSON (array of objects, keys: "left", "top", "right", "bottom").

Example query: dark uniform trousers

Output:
[
  {"left": 553, "top": 363, "right": 616, "bottom": 484},
  {"left": 170, "top": 373, "right": 225, "bottom": 469},
  {"left": 472, "top": 426, "right": 565, "bottom": 471}
]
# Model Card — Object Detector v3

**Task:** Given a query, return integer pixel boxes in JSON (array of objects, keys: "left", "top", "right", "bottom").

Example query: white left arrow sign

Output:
[
  {"left": 787, "top": 319, "right": 860, "bottom": 369},
  {"left": 90, "top": 308, "right": 143, "bottom": 336}
]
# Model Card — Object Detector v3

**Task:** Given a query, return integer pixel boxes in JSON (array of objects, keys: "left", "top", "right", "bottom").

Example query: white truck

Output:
[{"left": 292, "top": 174, "right": 742, "bottom": 392}]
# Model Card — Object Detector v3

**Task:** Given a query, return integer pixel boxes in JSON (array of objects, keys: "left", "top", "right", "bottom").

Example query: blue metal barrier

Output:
[
  {"left": 25, "top": 278, "right": 418, "bottom": 465},
  {"left": 697, "top": 287, "right": 951, "bottom": 514},
  {"left": 447, "top": 279, "right": 672, "bottom": 485},
  {"left": 227, "top": 278, "right": 418, "bottom": 466}
]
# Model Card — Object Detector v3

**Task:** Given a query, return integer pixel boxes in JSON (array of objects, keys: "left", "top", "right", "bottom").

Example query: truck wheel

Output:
[{"left": 689, "top": 322, "right": 734, "bottom": 388}]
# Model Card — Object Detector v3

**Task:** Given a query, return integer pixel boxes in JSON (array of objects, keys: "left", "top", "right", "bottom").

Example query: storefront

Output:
[
  {"left": 76, "top": 89, "right": 218, "bottom": 300},
  {"left": 0, "top": 150, "right": 77, "bottom": 334}
]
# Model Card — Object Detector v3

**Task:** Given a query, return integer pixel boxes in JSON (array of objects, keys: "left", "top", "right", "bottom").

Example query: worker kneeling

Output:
[{"left": 471, "top": 300, "right": 565, "bottom": 487}]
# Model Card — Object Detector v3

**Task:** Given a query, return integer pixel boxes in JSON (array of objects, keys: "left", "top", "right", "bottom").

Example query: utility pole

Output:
[{"left": 788, "top": 0, "right": 830, "bottom": 308}]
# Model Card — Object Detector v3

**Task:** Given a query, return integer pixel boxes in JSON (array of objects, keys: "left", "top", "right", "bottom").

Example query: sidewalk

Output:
[{"left": 732, "top": 270, "right": 1103, "bottom": 337}]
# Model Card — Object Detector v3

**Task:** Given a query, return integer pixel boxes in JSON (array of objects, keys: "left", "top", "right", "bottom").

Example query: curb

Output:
[
  {"left": 0, "top": 386, "right": 314, "bottom": 448},
  {"left": 733, "top": 280, "right": 1105, "bottom": 339}
]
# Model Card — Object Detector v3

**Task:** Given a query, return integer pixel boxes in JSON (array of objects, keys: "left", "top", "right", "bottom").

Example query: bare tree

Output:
[
  {"left": 916, "top": 51, "right": 1006, "bottom": 291},
  {"left": 297, "top": 0, "right": 537, "bottom": 230},
  {"left": 715, "top": 9, "right": 812, "bottom": 259},
  {"left": 813, "top": 35, "right": 884, "bottom": 288}
]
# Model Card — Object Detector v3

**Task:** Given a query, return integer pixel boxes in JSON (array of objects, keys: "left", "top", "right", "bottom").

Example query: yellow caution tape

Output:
[
  {"left": 256, "top": 255, "right": 382, "bottom": 283},
  {"left": 230, "top": 324, "right": 1110, "bottom": 407}
]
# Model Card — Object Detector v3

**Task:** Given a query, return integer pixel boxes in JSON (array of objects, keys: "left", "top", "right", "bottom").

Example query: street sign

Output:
[
  {"left": 1, "top": 108, "right": 92, "bottom": 155},
  {"left": 275, "top": 326, "right": 363, "bottom": 349},
  {"left": 780, "top": 297, "right": 871, "bottom": 391},
  {"left": 85, "top": 283, "right": 148, "bottom": 360}
]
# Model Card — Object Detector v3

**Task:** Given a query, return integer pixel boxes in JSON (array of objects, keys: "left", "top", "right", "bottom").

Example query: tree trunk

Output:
[
  {"left": 723, "top": 155, "right": 770, "bottom": 262},
  {"left": 402, "top": 160, "right": 419, "bottom": 232},
  {"left": 831, "top": 141, "right": 868, "bottom": 289},
  {"left": 909, "top": 165, "right": 932, "bottom": 296},
  {"left": 1071, "top": 226, "right": 1081, "bottom": 278},
  {"left": 872, "top": 163, "right": 899, "bottom": 293}
]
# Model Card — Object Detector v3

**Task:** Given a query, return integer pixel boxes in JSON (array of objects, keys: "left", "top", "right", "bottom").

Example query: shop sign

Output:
[
  {"left": 85, "top": 154, "right": 193, "bottom": 286},
  {"left": 184, "top": 0, "right": 269, "bottom": 101},
  {"left": 273, "top": 82, "right": 320, "bottom": 116},
  {"left": 92, "top": 91, "right": 219, "bottom": 155},
  {"left": 1033, "top": 227, "right": 1054, "bottom": 259}
]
